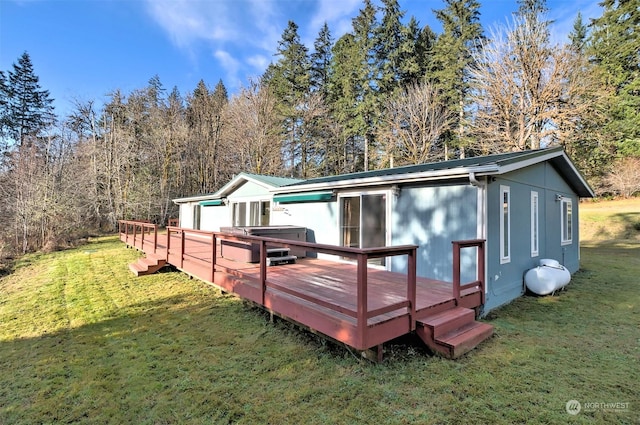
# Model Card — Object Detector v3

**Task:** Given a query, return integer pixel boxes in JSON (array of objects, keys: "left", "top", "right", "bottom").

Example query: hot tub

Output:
[{"left": 219, "top": 226, "right": 307, "bottom": 263}]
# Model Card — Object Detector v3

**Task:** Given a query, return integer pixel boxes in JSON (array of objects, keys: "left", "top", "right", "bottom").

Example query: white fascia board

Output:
[
  {"left": 493, "top": 150, "right": 562, "bottom": 175},
  {"left": 173, "top": 194, "right": 221, "bottom": 204},
  {"left": 494, "top": 150, "right": 594, "bottom": 197},
  {"left": 271, "top": 165, "right": 499, "bottom": 194}
]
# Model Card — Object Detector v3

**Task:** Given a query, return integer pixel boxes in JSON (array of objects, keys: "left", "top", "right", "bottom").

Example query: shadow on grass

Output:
[
  {"left": 0, "top": 290, "right": 355, "bottom": 424},
  {"left": 593, "top": 212, "right": 640, "bottom": 240}
]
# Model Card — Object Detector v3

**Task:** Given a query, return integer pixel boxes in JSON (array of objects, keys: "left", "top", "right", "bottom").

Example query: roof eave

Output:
[{"left": 271, "top": 165, "right": 499, "bottom": 194}]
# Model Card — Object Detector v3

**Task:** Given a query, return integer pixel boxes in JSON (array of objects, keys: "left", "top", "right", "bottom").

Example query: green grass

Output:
[{"left": 1, "top": 208, "right": 639, "bottom": 424}]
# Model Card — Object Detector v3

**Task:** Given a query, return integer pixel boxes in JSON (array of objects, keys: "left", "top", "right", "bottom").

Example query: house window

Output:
[
  {"left": 561, "top": 198, "right": 572, "bottom": 245},
  {"left": 500, "top": 186, "right": 510, "bottom": 263},
  {"left": 531, "top": 191, "right": 539, "bottom": 257},
  {"left": 233, "top": 200, "right": 270, "bottom": 226},
  {"left": 193, "top": 205, "right": 201, "bottom": 230},
  {"left": 249, "top": 201, "right": 270, "bottom": 226},
  {"left": 232, "top": 202, "right": 247, "bottom": 226}
]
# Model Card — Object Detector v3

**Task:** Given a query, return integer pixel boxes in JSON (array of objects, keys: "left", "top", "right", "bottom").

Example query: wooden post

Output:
[
  {"left": 477, "top": 241, "right": 485, "bottom": 305},
  {"left": 180, "top": 230, "right": 185, "bottom": 269},
  {"left": 260, "top": 240, "right": 267, "bottom": 305},
  {"left": 356, "top": 253, "right": 368, "bottom": 349},
  {"left": 166, "top": 227, "right": 171, "bottom": 263},
  {"left": 134, "top": 224, "right": 139, "bottom": 250},
  {"left": 153, "top": 225, "right": 158, "bottom": 254},
  {"left": 408, "top": 247, "right": 417, "bottom": 331},
  {"left": 211, "top": 233, "right": 216, "bottom": 283},
  {"left": 452, "top": 241, "right": 461, "bottom": 305}
]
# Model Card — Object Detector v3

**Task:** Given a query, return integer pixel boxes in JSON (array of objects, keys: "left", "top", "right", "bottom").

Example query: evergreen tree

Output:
[
  {"left": 328, "top": 33, "right": 360, "bottom": 173},
  {"left": 351, "top": 0, "right": 379, "bottom": 171},
  {"left": 568, "top": 12, "right": 588, "bottom": 53},
  {"left": 589, "top": 0, "right": 640, "bottom": 157},
  {"left": 310, "top": 22, "right": 334, "bottom": 99},
  {"left": 399, "top": 17, "right": 434, "bottom": 86},
  {"left": 266, "top": 20, "right": 311, "bottom": 176},
  {"left": 375, "top": 0, "right": 406, "bottom": 96},
  {"left": 430, "top": 0, "right": 483, "bottom": 158},
  {"left": 0, "top": 71, "right": 9, "bottom": 151},
  {"left": 3, "top": 52, "right": 55, "bottom": 147}
]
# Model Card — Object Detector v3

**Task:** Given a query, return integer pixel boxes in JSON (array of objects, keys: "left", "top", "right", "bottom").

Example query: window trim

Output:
[
  {"left": 500, "top": 185, "right": 511, "bottom": 264},
  {"left": 561, "top": 198, "right": 573, "bottom": 245},
  {"left": 231, "top": 198, "right": 271, "bottom": 227},
  {"left": 531, "top": 191, "right": 539, "bottom": 257}
]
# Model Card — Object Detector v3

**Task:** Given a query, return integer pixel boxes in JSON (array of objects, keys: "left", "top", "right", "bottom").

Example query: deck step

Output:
[
  {"left": 128, "top": 255, "right": 167, "bottom": 277},
  {"left": 416, "top": 307, "right": 493, "bottom": 359},
  {"left": 266, "top": 255, "right": 297, "bottom": 266}
]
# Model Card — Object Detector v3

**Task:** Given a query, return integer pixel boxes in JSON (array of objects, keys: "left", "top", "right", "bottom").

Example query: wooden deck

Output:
[{"left": 119, "top": 220, "right": 492, "bottom": 359}]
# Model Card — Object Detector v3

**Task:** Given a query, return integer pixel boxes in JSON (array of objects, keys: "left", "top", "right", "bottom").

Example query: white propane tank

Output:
[{"left": 524, "top": 259, "right": 571, "bottom": 295}]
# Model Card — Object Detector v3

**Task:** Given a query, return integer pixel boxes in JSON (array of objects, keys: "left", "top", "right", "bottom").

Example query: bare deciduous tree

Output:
[
  {"left": 377, "top": 81, "right": 453, "bottom": 166},
  {"left": 605, "top": 157, "right": 640, "bottom": 198},
  {"left": 223, "top": 81, "right": 283, "bottom": 175},
  {"left": 468, "top": 15, "right": 599, "bottom": 154}
]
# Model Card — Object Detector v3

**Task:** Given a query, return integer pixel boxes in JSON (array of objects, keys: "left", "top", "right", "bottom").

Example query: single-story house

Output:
[
  {"left": 173, "top": 173, "right": 302, "bottom": 231},
  {"left": 174, "top": 147, "right": 594, "bottom": 315}
]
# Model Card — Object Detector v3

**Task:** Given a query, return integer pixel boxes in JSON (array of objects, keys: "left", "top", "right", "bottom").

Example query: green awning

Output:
[
  {"left": 199, "top": 200, "right": 223, "bottom": 206},
  {"left": 273, "top": 191, "right": 333, "bottom": 204}
]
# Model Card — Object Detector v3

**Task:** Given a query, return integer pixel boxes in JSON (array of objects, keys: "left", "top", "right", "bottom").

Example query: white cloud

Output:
[
  {"left": 145, "top": 0, "right": 238, "bottom": 47},
  {"left": 247, "top": 54, "right": 270, "bottom": 71},
  {"left": 309, "top": 0, "right": 361, "bottom": 33}
]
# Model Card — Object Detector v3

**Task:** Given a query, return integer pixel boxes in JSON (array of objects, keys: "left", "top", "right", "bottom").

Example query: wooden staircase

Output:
[
  {"left": 129, "top": 253, "right": 167, "bottom": 276},
  {"left": 416, "top": 307, "right": 493, "bottom": 359}
]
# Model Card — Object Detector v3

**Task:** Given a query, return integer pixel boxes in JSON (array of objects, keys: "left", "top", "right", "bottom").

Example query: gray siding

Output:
[
  {"left": 390, "top": 184, "right": 478, "bottom": 282},
  {"left": 484, "top": 163, "right": 581, "bottom": 312},
  {"left": 270, "top": 201, "right": 339, "bottom": 247}
]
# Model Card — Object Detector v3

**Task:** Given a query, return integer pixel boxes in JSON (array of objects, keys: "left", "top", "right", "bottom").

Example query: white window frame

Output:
[
  {"left": 531, "top": 191, "right": 539, "bottom": 257},
  {"left": 561, "top": 198, "right": 573, "bottom": 245},
  {"left": 231, "top": 198, "right": 271, "bottom": 227},
  {"left": 337, "top": 189, "right": 392, "bottom": 269},
  {"left": 500, "top": 185, "right": 511, "bottom": 264}
]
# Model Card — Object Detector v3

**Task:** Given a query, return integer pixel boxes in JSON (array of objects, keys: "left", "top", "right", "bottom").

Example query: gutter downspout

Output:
[{"left": 469, "top": 172, "right": 489, "bottom": 310}]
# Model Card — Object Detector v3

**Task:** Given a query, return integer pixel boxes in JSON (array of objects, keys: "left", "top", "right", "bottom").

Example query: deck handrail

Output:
[
  {"left": 452, "top": 239, "right": 486, "bottom": 306},
  {"left": 118, "top": 220, "right": 158, "bottom": 254},
  {"left": 162, "top": 225, "right": 418, "bottom": 349}
]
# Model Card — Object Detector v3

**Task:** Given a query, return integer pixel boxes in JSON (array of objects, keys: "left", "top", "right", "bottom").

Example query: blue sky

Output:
[{"left": 1, "top": 0, "right": 602, "bottom": 116}]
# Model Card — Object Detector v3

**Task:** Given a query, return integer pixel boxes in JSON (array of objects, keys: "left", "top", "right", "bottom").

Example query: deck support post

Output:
[
  {"left": 408, "top": 248, "right": 417, "bottom": 331},
  {"left": 477, "top": 242, "right": 485, "bottom": 305},
  {"left": 356, "top": 253, "right": 368, "bottom": 349},
  {"left": 211, "top": 233, "right": 217, "bottom": 283},
  {"left": 453, "top": 242, "right": 461, "bottom": 305},
  {"left": 180, "top": 230, "right": 185, "bottom": 269},
  {"left": 153, "top": 225, "right": 158, "bottom": 254},
  {"left": 166, "top": 227, "right": 171, "bottom": 263},
  {"left": 260, "top": 240, "right": 267, "bottom": 305}
]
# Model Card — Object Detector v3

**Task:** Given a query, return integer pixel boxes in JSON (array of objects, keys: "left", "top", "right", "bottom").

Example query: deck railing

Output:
[
  {"left": 118, "top": 220, "right": 158, "bottom": 254},
  {"left": 118, "top": 220, "right": 485, "bottom": 350},
  {"left": 162, "top": 226, "right": 419, "bottom": 348},
  {"left": 452, "top": 239, "right": 486, "bottom": 305}
]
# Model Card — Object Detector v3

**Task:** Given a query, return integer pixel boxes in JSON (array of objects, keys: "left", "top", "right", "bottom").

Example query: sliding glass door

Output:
[{"left": 340, "top": 193, "right": 387, "bottom": 266}]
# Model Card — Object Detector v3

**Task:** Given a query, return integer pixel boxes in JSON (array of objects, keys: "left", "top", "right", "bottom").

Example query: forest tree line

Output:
[{"left": 0, "top": 0, "right": 638, "bottom": 260}]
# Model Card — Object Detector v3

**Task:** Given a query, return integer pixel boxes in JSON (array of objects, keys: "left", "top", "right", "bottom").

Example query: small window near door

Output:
[
  {"left": 500, "top": 186, "right": 510, "bottom": 263},
  {"left": 531, "top": 191, "right": 539, "bottom": 257},
  {"left": 561, "top": 198, "right": 572, "bottom": 245},
  {"left": 232, "top": 202, "right": 247, "bottom": 226}
]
